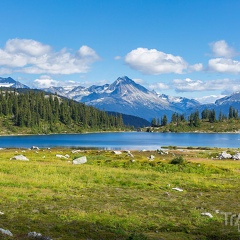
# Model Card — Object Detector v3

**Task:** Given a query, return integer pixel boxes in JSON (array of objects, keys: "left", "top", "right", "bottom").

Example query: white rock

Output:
[
  {"left": 28, "top": 232, "right": 42, "bottom": 237},
  {"left": 71, "top": 149, "right": 84, "bottom": 153},
  {"left": 65, "top": 154, "right": 70, "bottom": 158},
  {"left": 232, "top": 152, "right": 240, "bottom": 160},
  {"left": 113, "top": 151, "right": 122, "bottom": 155},
  {"left": 0, "top": 211, "right": 4, "bottom": 215},
  {"left": 73, "top": 156, "right": 87, "bottom": 164},
  {"left": 148, "top": 155, "right": 155, "bottom": 160},
  {"left": 218, "top": 151, "right": 232, "bottom": 159},
  {"left": 56, "top": 154, "right": 68, "bottom": 159},
  {"left": 0, "top": 228, "right": 13, "bottom": 236},
  {"left": 172, "top": 187, "right": 183, "bottom": 192},
  {"left": 31, "top": 146, "right": 40, "bottom": 150},
  {"left": 201, "top": 212, "right": 213, "bottom": 218},
  {"left": 10, "top": 155, "right": 29, "bottom": 161}
]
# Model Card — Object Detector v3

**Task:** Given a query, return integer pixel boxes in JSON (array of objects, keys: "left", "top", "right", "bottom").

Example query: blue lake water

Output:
[{"left": 0, "top": 132, "right": 240, "bottom": 150}]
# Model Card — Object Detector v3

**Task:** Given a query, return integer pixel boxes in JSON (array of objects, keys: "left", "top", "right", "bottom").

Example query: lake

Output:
[{"left": 0, "top": 132, "right": 240, "bottom": 150}]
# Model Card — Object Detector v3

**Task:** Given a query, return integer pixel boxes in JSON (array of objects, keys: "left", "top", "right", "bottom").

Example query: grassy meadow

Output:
[{"left": 0, "top": 147, "right": 240, "bottom": 239}]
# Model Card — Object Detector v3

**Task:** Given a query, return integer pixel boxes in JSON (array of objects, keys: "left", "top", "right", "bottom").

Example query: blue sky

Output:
[{"left": 1, "top": 0, "right": 240, "bottom": 103}]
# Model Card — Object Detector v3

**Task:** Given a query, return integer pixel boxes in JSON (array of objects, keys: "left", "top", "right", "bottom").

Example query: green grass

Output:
[{"left": 0, "top": 148, "right": 240, "bottom": 239}]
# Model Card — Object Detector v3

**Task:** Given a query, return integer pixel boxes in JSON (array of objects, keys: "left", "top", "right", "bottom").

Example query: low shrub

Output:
[{"left": 169, "top": 156, "right": 185, "bottom": 165}]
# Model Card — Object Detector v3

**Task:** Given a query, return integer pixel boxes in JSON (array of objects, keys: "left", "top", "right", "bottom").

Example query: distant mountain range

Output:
[
  {"left": 1, "top": 76, "right": 240, "bottom": 122},
  {"left": 0, "top": 77, "right": 30, "bottom": 89}
]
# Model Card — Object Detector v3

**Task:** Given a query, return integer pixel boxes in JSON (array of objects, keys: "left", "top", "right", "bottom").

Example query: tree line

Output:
[
  {"left": 151, "top": 106, "right": 239, "bottom": 128},
  {"left": 0, "top": 89, "right": 124, "bottom": 133}
]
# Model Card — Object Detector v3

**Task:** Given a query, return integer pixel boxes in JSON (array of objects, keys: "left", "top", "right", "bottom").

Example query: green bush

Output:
[{"left": 169, "top": 156, "right": 185, "bottom": 165}]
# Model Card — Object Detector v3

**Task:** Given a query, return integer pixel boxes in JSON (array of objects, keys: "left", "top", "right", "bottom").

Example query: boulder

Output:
[
  {"left": 218, "top": 151, "right": 232, "bottom": 159},
  {"left": 73, "top": 156, "right": 87, "bottom": 164},
  {"left": 0, "top": 228, "right": 13, "bottom": 236},
  {"left": 31, "top": 146, "right": 40, "bottom": 150},
  {"left": 232, "top": 152, "right": 240, "bottom": 160},
  {"left": 148, "top": 155, "right": 155, "bottom": 160},
  {"left": 10, "top": 155, "right": 29, "bottom": 161},
  {"left": 113, "top": 151, "right": 122, "bottom": 155}
]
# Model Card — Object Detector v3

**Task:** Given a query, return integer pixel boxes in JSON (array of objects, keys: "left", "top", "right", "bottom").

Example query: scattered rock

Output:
[
  {"left": 172, "top": 187, "right": 183, "bottom": 192},
  {"left": 10, "top": 155, "right": 29, "bottom": 161},
  {"left": 0, "top": 211, "right": 4, "bottom": 215},
  {"left": 65, "top": 154, "right": 70, "bottom": 158},
  {"left": 27, "top": 232, "right": 52, "bottom": 240},
  {"left": 201, "top": 212, "right": 213, "bottom": 218},
  {"left": 232, "top": 152, "right": 240, "bottom": 160},
  {"left": 157, "top": 149, "right": 168, "bottom": 155},
  {"left": 218, "top": 151, "right": 232, "bottom": 159},
  {"left": 148, "top": 155, "right": 155, "bottom": 160},
  {"left": 126, "top": 152, "right": 134, "bottom": 158},
  {"left": 71, "top": 149, "right": 84, "bottom": 153},
  {"left": 0, "top": 228, "right": 13, "bottom": 237},
  {"left": 130, "top": 159, "right": 135, "bottom": 163},
  {"left": 113, "top": 151, "right": 122, "bottom": 155},
  {"left": 73, "top": 156, "right": 87, "bottom": 164},
  {"left": 31, "top": 146, "right": 40, "bottom": 150},
  {"left": 56, "top": 154, "right": 68, "bottom": 159}
]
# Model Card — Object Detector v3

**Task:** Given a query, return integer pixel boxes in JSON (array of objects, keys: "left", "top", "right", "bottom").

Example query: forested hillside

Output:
[{"left": 0, "top": 89, "right": 125, "bottom": 134}]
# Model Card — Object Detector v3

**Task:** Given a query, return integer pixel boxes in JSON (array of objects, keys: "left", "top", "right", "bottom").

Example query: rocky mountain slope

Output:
[
  {"left": 43, "top": 76, "right": 201, "bottom": 121},
  {"left": 1, "top": 76, "right": 240, "bottom": 122}
]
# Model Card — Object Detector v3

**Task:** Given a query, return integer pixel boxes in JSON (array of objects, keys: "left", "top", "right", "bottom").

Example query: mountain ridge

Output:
[{"left": 1, "top": 76, "right": 240, "bottom": 122}]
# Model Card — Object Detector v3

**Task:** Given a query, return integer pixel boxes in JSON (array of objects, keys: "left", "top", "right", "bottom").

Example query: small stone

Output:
[
  {"left": 148, "top": 155, "right": 155, "bottom": 160},
  {"left": 201, "top": 212, "right": 213, "bottom": 218},
  {"left": 172, "top": 187, "right": 183, "bottom": 192},
  {"left": 56, "top": 154, "right": 68, "bottom": 159}
]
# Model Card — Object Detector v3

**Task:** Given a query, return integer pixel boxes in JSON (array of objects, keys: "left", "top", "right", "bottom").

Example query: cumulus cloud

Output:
[
  {"left": 114, "top": 56, "right": 121, "bottom": 60},
  {"left": 33, "top": 76, "right": 59, "bottom": 88},
  {"left": 210, "top": 40, "right": 236, "bottom": 58},
  {"left": 195, "top": 95, "right": 226, "bottom": 104},
  {"left": 188, "top": 63, "right": 204, "bottom": 72},
  {"left": 173, "top": 77, "right": 240, "bottom": 93},
  {"left": 125, "top": 48, "right": 189, "bottom": 74},
  {"left": 148, "top": 82, "right": 170, "bottom": 90},
  {"left": 208, "top": 58, "right": 240, "bottom": 74},
  {"left": 0, "top": 38, "right": 100, "bottom": 75}
]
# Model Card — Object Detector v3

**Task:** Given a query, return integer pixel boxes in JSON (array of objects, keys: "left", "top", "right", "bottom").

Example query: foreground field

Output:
[{"left": 0, "top": 147, "right": 240, "bottom": 240}]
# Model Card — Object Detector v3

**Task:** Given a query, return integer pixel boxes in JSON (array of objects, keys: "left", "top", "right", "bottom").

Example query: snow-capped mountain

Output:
[
  {"left": 215, "top": 92, "right": 240, "bottom": 105},
  {"left": 2, "top": 75, "right": 240, "bottom": 122},
  {"left": 0, "top": 77, "right": 29, "bottom": 89},
  {"left": 44, "top": 76, "right": 200, "bottom": 121}
]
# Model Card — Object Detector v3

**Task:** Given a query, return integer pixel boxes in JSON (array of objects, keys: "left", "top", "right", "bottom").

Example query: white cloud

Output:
[
  {"left": 0, "top": 39, "right": 100, "bottom": 75},
  {"left": 114, "top": 56, "right": 121, "bottom": 60},
  {"left": 125, "top": 48, "right": 189, "bottom": 74},
  {"left": 173, "top": 78, "right": 240, "bottom": 93},
  {"left": 33, "top": 76, "right": 59, "bottom": 88},
  {"left": 133, "top": 78, "right": 144, "bottom": 84},
  {"left": 208, "top": 58, "right": 240, "bottom": 74},
  {"left": 33, "top": 75, "right": 83, "bottom": 89},
  {"left": 189, "top": 63, "right": 204, "bottom": 72},
  {"left": 210, "top": 40, "right": 236, "bottom": 58},
  {"left": 195, "top": 95, "right": 226, "bottom": 104},
  {"left": 148, "top": 82, "right": 170, "bottom": 90}
]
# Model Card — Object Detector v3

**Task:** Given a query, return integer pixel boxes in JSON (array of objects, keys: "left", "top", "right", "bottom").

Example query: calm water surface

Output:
[{"left": 0, "top": 132, "right": 240, "bottom": 150}]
